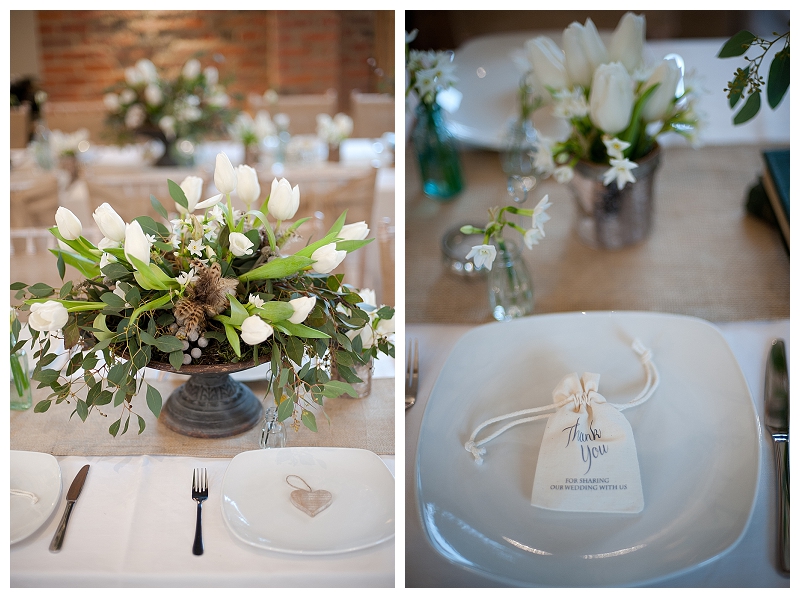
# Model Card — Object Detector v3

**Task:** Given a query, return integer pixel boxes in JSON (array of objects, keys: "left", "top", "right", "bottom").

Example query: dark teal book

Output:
[{"left": 762, "top": 149, "right": 789, "bottom": 250}]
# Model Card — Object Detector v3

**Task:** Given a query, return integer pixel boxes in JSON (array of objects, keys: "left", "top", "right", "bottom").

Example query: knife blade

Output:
[
  {"left": 49, "top": 464, "right": 90, "bottom": 553},
  {"left": 764, "top": 339, "right": 789, "bottom": 574}
]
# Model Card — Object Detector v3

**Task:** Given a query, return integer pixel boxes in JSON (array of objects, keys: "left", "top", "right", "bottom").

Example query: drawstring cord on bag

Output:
[{"left": 464, "top": 339, "right": 659, "bottom": 464}]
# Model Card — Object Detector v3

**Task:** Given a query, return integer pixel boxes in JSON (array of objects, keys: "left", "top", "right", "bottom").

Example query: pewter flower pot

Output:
[{"left": 571, "top": 145, "right": 661, "bottom": 249}]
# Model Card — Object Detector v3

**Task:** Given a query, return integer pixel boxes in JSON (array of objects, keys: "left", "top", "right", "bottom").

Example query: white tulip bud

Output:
[
  {"left": 214, "top": 152, "right": 237, "bottom": 194},
  {"left": 182, "top": 58, "right": 201, "bottom": 80},
  {"left": 179, "top": 175, "right": 204, "bottom": 213},
  {"left": 123, "top": 220, "right": 152, "bottom": 268},
  {"left": 235, "top": 165, "right": 261, "bottom": 209},
  {"left": 288, "top": 296, "right": 316, "bottom": 324},
  {"left": 28, "top": 300, "right": 69, "bottom": 332},
  {"left": 267, "top": 178, "right": 300, "bottom": 220},
  {"left": 338, "top": 221, "right": 370, "bottom": 241},
  {"left": 92, "top": 203, "right": 126, "bottom": 243},
  {"left": 229, "top": 232, "right": 255, "bottom": 257},
  {"left": 608, "top": 12, "right": 646, "bottom": 75},
  {"left": 55, "top": 207, "right": 82, "bottom": 240},
  {"left": 240, "top": 315, "right": 274, "bottom": 345},
  {"left": 589, "top": 62, "right": 634, "bottom": 135},
  {"left": 310, "top": 242, "right": 346, "bottom": 274}
]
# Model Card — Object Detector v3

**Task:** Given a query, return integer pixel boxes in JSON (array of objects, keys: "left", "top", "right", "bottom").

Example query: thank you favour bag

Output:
[{"left": 464, "top": 340, "right": 658, "bottom": 514}]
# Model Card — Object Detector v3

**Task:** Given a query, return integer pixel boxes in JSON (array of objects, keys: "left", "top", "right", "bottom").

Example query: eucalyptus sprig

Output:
[{"left": 719, "top": 28, "right": 790, "bottom": 124}]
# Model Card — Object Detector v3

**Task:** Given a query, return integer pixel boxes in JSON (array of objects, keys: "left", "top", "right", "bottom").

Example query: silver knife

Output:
[
  {"left": 49, "top": 464, "right": 90, "bottom": 553},
  {"left": 764, "top": 339, "right": 789, "bottom": 574}
]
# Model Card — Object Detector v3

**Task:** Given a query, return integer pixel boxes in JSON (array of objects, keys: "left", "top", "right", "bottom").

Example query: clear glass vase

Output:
[
  {"left": 412, "top": 102, "right": 464, "bottom": 200},
  {"left": 487, "top": 241, "right": 534, "bottom": 322},
  {"left": 259, "top": 407, "right": 287, "bottom": 449},
  {"left": 11, "top": 349, "right": 32, "bottom": 411}
]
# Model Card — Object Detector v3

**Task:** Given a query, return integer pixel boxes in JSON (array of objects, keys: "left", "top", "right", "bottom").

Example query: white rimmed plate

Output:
[
  {"left": 222, "top": 447, "right": 395, "bottom": 554},
  {"left": 416, "top": 311, "right": 760, "bottom": 587},
  {"left": 10, "top": 451, "right": 62, "bottom": 545}
]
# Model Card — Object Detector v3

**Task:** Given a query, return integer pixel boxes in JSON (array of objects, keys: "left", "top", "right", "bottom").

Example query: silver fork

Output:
[
  {"left": 406, "top": 338, "right": 419, "bottom": 410},
  {"left": 191, "top": 468, "right": 208, "bottom": 556}
]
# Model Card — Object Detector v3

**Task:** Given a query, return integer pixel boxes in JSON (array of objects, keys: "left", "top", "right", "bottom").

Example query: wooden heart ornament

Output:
[
  {"left": 289, "top": 489, "right": 333, "bottom": 517},
  {"left": 286, "top": 475, "right": 332, "bottom": 518}
]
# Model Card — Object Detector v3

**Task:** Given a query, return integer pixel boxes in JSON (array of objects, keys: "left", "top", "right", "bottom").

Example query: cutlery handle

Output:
[
  {"left": 192, "top": 501, "right": 203, "bottom": 556},
  {"left": 773, "top": 440, "right": 789, "bottom": 573},
  {"left": 49, "top": 501, "right": 75, "bottom": 553}
]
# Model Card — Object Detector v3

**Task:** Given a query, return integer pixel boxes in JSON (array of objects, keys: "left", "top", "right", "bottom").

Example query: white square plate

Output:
[
  {"left": 222, "top": 447, "right": 394, "bottom": 555},
  {"left": 416, "top": 312, "right": 760, "bottom": 586}
]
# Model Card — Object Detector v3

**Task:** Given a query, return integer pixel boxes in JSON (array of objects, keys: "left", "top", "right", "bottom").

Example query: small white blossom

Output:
[
  {"left": 524, "top": 228, "right": 545, "bottom": 248},
  {"left": 187, "top": 239, "right": 206, "bottom": 256},
  {"left": 603, "top": 157, "right": 638, "bottom": 189},
  {"left": 532, "top": 194, "right": 552, "bottom": 233},
  {"left": 466, "top": 244, "right": 497, "bottom": 271},
  {"left": 554, "top": 165, "right": 574, "bottom": 184},
  {"left": 176, "top": 268, "right": 198, "bottom": 286},
  {"left": 248, "top": 294, "right": 265, "bottom": 308},
  {"left": 602, "top": 136, "right": 631, "bottom": 160}
]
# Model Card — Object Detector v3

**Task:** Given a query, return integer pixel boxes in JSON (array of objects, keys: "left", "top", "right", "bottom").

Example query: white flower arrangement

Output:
[
  {"left": 316, "top": 113, "right": 354, "bottom": 147},
  {"left": 521, "top": 12, "right": 702, "bottom": 189}
]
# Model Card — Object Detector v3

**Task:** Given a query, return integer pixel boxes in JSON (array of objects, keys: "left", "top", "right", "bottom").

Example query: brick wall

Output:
[{"left": 36, "top": 10, "right": 391, "bottom": 112}]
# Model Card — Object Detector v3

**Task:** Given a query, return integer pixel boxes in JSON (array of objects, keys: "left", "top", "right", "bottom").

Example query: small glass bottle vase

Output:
[
  {"left": 259, "top": 407, "right": 287, "bottom": 449},
  {"left": 11, "top": 349, "right": 32, "bottom": 410},
  {"left": 412, "top": 102, "right": 464, "bottom": 200},
  {"left": 487, "top": 241, "right": 534, "bottom": 322}
]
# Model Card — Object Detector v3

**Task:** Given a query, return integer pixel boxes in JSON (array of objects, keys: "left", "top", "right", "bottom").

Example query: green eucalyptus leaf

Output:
[
  {"left": 169, "top": 349, "right": 184, "bottom": 371},
  {"left": 76, "top": 399, "right": 89, "bottom": 422},
  {"left": 733, "top": 90, "right": 761, "bottom": 124},
  {"left": 718, "top": 30, "right": 757, "bottom": 58},
  {"left": 168, "top": 179, "right": 188, "bottom": 209},
  {"left": 767, "top": 51, "right": 790, "bottom": 109},
  {"left": 277, "top": 396, "right": 295, "bottom": 422},
  {"left": 150, "top": 194, "right": 169, "bottom": 220},
  {"left": 257, "top": 301, "right": 295, "bottom": 322},
  {"left": 145, "top": 384, "right": 163, "bottom": 417},
  {"left": 34, "top": 399, "right": 52, "bottom": 413},
  {"left": 301, "top": 409, "right": 317, "bottom": 432},
  {"left": 323, "top": 380, "right": 358, "bottom": 398},
  {"left": 137, "top": 414, "right": 146, "bottom": 434},
  {"left": 154, "top": 335, "right": 185, "bottom": 353},
  {"left": 27, "top": 283, "right": 55, "bottom": 298},
  {"left": 109, "top": 418, "right": 121, "bottom": 437}
]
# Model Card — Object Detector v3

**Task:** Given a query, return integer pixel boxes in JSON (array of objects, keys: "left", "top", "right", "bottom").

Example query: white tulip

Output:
[
  {"left": 229, "top": 232, "right": 255, "bottom": 257},
  {"left": 267, "top": 178, "right": 300, "bottom": 220},
  {"left": 182, "top": 58, "right": 201, "bottom": 80},
  {"left": 608, "top": 12, "right": 646, "bottom": 75},
  {"left": 346, "top": 325, "right": 375, "bottom": 349},
  {"left": 338, "top": 221, "right": 370, "bottom": 241},
  {"left": 235, "top": 165, "right": 261, "bottom": 209},
  {"left": 92, "top": 203, "right": 126, "bottom": 242},
  {"left": 119, "top": 88, "right": 136, "bottom": 105},
  {"left": 524, "top": 36, "right": 569, "bottom": 90},
  {"left": 358, "top": 288, "right": 377, "bottom": 309},
  {"left": 28, "top": 300, "right": 69, "bottom": 332},
  {"left": 103, "top": 93, "right": 120, "bottom": 112},
  {"left": 144, "top": 83, "right": 162, "bottom": 106},
  {"left": 288, "top": 296, "right": 316, "bottom": 324},
  {"left": 194, "top": 193, "right": 224, "bottom": 211},
  {"left": 124, "top": 104, "right": 146, "bottom": 129},
  {"left": 135, "top": 59, "right": 159, "bottom": 84},
  {"left": 590, "top": 62, "right": 634, "bottom": 135},
  {"left": 563, "top": 18, "right": 607, "bottom": 88},
  {"left": 179, "top": 175, "right": 204, "bottom": 213},
  {"left": 159, "top": 115, "right": 176, "bottom": 140},
  {"left": 214, "top": 152, "right": 237, "bottom": 194},
  {"left": 124, "top": 67, "right": 142, "bottom": 86},
  {"left": 124, "top": 220, "right": 152, "bottom": 267},
  {"left": 310, "top": 243, "right": 346, "bottom": 274},
  {"left": 203, "top": 65, "right": 219, "bottom": 86},
  {"left": 376, "top": 314, "right": 395, "bottom": 335},
  {"left": 641, "top": 58, "right": 682, "bottom": 122},
  {"left": 97, "top": 237, "right": 120, "bottom": 251},
  {"left": 55, "top": 207, "right": 82, "bottom": 240},
  {"left": 240, "top": 315, "right": 274, "bottom": 345}
]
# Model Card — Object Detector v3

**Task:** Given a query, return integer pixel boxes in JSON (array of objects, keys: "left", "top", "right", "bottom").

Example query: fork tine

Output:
[{"left": 192, "top": 468, "right": 197, "bottom": 492}]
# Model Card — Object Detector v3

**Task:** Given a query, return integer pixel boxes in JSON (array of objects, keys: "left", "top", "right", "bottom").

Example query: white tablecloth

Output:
[
  {"left": 11, "top": 455, "right": 394, "bottom": 587},
  {"left": 405, "top": 319, "right": 789, "bottom": 587}
]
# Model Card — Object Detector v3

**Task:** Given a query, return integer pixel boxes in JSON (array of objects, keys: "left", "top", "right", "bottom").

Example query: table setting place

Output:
[
  {"left": 404, "top": 12, "right": 789, "bottom": 588},
  {"left": 9, "top": 143, "right": 396, "bottom": 587}
]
